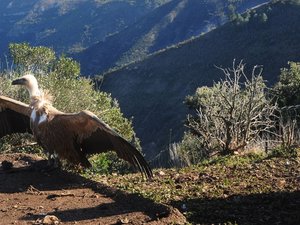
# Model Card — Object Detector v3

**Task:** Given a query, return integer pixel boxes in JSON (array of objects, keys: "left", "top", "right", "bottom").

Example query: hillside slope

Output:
[
  {"left": 101, "top": 1, "right": 300, "bottom": 159},
  {"left": 77, "top": 0, "right": 268, "bottom": 75},
  {"left": 0, "top": 0, "right": 170, "bottom": 56},
  {"left": 105, "top": 152, "right": 300, "bottom": 224}
]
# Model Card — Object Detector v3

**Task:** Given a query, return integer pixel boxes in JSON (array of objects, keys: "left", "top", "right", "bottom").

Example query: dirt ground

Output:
[{"left": 0, "top": 153, "right": 186, "bottom": 225}]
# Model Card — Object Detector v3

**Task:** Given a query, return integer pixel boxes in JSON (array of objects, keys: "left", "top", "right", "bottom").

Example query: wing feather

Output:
[
  {"left": 0, "top": 96, "right": 32, "bottom": 138},
  {"left": 50, "top": 110, "right": 153, "bottom": 179}
]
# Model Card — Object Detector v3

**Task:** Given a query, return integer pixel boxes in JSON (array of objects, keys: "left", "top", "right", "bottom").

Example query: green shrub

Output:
[
  {"left": 269, "top": 145, "right": 298, "bottom": 158},
  {"left": 273, "top": 61, "right": 300, "bottom": 107},
  {"left": 177, "top": 132, "right": 209, "bottom": 166}
]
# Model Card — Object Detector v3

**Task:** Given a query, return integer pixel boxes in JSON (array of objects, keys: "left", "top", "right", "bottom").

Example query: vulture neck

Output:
[
  {"left": 28, "top": 84, "right": 53, "bottom": 112},
  {"left": 27, "top": 78, "right": 41, "bottom": 99}
]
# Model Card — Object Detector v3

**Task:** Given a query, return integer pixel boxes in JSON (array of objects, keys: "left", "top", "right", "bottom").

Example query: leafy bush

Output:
[
  {"left": 177, "top": 132, "right": 209, "bottom": 166},
  {"left": 9, "top": 43, "right": 56, "bottom": 74},
  {"left": 0, "top": 43, "right": 140, "bottom": 174},
  {"left": 0, "top": 133, "right": 43, "bottom": 155},
  {"left": 273, "top": 61, "right": 300, "bottom": 107},
  {"left": 269, "top": 145, "right": 298, "bottom": 158},
  {"left": 272, "top": 61, "right": 300, "bottom": 150}
]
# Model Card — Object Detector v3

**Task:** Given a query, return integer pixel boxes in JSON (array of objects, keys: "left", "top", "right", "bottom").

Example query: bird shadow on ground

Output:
[
  {"left": 0, "top": 153, "right": 184, "bottom": 224},
  {"left": 171, "top": 190, "right": 300, "bottom": 225}
]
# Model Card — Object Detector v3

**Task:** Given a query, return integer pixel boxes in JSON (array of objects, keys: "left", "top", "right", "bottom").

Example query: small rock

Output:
[
  {"left": 120, "top": 217, "right": 130, "bottom": 224},
  {"left": 158, "top": 171, "right": 166, "bottom": 176},
  {"left": 42, "top": 215, "right": 60, "bottom": 225},
  {"left": 91, "top": 194, "right": 99, "bottom": 199},
  {"left": 116, "top": 217, "right": 130, "bottom": 224},
  {"left": 277, "top": 179, "right": 286, "bottom": 188}
]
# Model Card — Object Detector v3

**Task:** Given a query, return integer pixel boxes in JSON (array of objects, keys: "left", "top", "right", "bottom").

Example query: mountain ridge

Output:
[
  {"left": 77, "top": 0, "right": 269, "bottom": 75},
  {"left": 0, "top": 0, "right": 171, "bottom": 57}
]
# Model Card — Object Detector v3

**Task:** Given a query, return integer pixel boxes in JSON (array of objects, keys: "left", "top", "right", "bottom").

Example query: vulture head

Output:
[{"left": 12, "top": 74, "right": 40, "bottom": 97}]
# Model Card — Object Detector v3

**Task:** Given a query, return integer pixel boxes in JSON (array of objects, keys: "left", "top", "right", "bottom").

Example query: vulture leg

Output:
[
  {"left": 29, "top": 151, "right": 62, "bottom": 172},
  {"left": 47, "top": 153, "right": 61, "bottom": 169}
]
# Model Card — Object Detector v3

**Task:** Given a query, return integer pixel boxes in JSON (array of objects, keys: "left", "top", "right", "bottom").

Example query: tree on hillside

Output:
[
  {"left": 182, "top": 61, "right": 277, "bottom": 158},
  {"left": 273, "top": 61, "right": 300, "bottom": 150},
  {"left": 274, "top": 61, "right": 300, "bottom": 107},
  {"left": 9, "top": 43, "right": 56, "bottom": 74},
  {"left": 226, "top": 0, "right": 243, "bottom": 21}
]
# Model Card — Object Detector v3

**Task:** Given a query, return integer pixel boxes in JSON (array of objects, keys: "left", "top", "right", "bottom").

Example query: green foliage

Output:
[
  {"left": 274, "top": 61, "right": 300, "bottom": 107},
  {"left": 269, "top": 145, "right": 298, "bottom": 158},
  {"left": 260, "top": 13, "right": 268, "bottom": 23},
  {"left": 9, "top": 43, "right": 56, "bottom": 73},
  {"left": 230, "top": 6, "right": 269, "bottom": 26},
  {"left": 202, "top": 152, "right": 265, "bottom": 167},
  {"left": 177, "top": 132, "right": 209, "bottom": 166},
  {"left": 0, "top": 133, "right": 43, "bottom": 155},
  {"left": 271, "top": 0, "right": 300, "bottom": 5},
  {"left": 227, "top": 3, "right": 238, "bottom": 21},
  {"left": 226, "top": 0, "right": 245, "bottom": 22},
  {"left": 52, "top": 55, "right": 80, "bottom": 79},
  {"left": 0, "top": 74, "right": 29, "bottom": 103},
  {"left": 9, "top": 43, "right": 81, "bottom": 79},
  {"left": 291, "top": 0, "right": 300, "bottom": 5},
  {"left": 1, "top": 43, "right": 140, "bottom": 174},
  {"left": 87, "top": 153, "right": 112, "bottom": 174}
]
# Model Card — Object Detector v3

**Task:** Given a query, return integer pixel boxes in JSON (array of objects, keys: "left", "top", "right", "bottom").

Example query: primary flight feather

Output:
[{"left": 0, "top": 74, "right": 153, "bottom": 179}]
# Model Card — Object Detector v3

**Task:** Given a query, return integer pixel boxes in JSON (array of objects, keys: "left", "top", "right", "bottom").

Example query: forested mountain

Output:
[
  {"left": 100, "top": 1, "right": 300, "bottom": 158},
  {"left": 0, "top": 0, "right": 171, "bottom": 58},
  {"left": 77, "top": 0, "right": 269, "bottom": 75},
  {"left": 0, "top": 0, "right": 268, "bottom": 73}
]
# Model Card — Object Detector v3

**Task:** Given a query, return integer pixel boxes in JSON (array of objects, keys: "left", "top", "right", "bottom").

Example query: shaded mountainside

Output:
[
  {"left": 100, "top": 1, "right": 300, "bottom": 160},
  {"left": 0, "top": 0, "right": 171, "bottom": 57},
  {"left": 77, "top": 0, "right": 268, "bottom": 75}
]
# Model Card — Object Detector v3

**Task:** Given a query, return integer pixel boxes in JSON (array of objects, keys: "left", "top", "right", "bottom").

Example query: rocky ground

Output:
[
  {"left": 1, "top": 151, "right": 299, "bottom": 225},
  {"left": 0, "top": 153, "right": 186, "bottom": 225}
]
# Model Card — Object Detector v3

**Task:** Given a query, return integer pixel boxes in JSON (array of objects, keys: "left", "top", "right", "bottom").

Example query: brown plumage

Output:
[{"left": 0, "top": 74, "right": 152, "bottom": 179}]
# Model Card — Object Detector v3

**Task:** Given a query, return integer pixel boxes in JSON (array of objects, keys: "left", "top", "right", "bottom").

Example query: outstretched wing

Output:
[
  {"left": 0, "top": 96, "right": 32, "bottom": 138},
  {"left": 51, "top": 110, "right": 153, "bottom": 179}
]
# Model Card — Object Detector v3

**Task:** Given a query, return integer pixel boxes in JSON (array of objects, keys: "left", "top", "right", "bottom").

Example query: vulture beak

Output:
[{"left": 12, "top": 78, "right": 26, "bottom": 86}]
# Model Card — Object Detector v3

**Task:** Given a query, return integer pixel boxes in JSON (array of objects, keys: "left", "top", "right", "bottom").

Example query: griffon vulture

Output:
[{"left": 0, "top": 74, "right": 152, "bottom": 179}]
